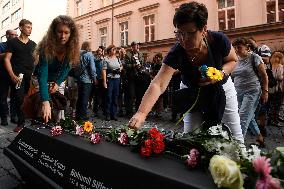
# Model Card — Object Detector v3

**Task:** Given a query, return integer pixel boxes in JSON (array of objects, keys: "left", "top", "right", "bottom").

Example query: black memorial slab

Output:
[{"left": 4, "top": 126, "right": 217, "bottom": 189}]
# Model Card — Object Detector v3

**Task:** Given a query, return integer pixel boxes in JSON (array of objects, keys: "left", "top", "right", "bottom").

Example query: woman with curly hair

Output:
[
  {"left": 35, "top": 15, "right": 79, "bottom": 123},
  {"left": 268, "top": 51, "right": 284, "bottom": 126}
]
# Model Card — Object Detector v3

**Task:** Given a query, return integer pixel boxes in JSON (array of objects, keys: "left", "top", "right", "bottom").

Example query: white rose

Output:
[{"left": 209, "top": 155, "right": 243, "bottom": 189}]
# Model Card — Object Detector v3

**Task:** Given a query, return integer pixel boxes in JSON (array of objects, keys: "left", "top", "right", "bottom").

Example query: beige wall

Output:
[{"left": 67, "top": 0, "right": 284, "bottom": 54}]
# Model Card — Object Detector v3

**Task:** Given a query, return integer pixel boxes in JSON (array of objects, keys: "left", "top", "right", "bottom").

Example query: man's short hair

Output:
[
  {"left": 131, "top": 41, "right": 140, "bottom": 46},
  {"left": 19, "top": 19, "right": 32, "bottom": 27}
]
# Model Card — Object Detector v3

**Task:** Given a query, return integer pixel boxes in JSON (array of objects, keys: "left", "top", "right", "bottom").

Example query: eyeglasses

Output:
[{"left": 174, "top": 30, "right": 198, "bottom": 39}]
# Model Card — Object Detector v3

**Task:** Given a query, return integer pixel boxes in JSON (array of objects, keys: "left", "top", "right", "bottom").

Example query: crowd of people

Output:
[{"left": 0, "top": 2, "right": 283, "bottom": 148}]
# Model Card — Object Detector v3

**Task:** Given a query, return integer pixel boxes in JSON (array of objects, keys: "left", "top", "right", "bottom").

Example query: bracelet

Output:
[
  {"left": 221, "top": 69, "right": 228, "bottom": 77},
  {"left": 263, "top": 89, "right": 269, "bottom": 93}
]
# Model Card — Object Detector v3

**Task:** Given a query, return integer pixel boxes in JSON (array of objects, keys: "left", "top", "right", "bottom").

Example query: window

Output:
[
  {"left": 217, "top": 0, "right": 235, "bottom": 30},
  {"left": 266, "top": 0, "right": 284, "bottom": 22},
  {"left": 2, "top": 17, "right": 10, "bottom": 29},
  {"left": 144, "top": 15, "right": 155, "bottom": 42},
  {"left": 1, "top": 35, "right": 6, "bottom": 42},
  {"left": 2, "top": 1, "right": 10, "bottom": 14},
  {"left": 11, "top": 9, "right": 21, "bottom": 22},
  {"left": 99, "top": 27, "right": 107, "bottom": 47},
  {"left": 279, "top": 0, "right": 284, "bottom": 21},
  {"left": 12, "top": 0, "right": 19, "bottom": 5},
  {"left": 76, "top": 0, "right": 83, "bottom": 16},
  {"left": 119, "top": 21, "right": 128, "bottom": 46}
]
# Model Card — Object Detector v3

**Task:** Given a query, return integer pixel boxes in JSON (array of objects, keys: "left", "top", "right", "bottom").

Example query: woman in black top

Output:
[{"left": 128, "top": 2, "right": 244, "bottom": 142}]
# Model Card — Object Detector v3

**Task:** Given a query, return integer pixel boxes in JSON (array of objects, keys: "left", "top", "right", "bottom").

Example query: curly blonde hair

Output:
[
  {"left": 270, "top": 51, "right": 284, "bottom": 66},
  {"left": 35, "top": 15, "right": 79, "bottom": 65}
]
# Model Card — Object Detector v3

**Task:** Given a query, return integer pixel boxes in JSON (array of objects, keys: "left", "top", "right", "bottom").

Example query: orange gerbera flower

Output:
[
  {"left": 207, "top": 67, "right": 223, "bottom": 81},
  {"left": 83, "top": 121, "right": 93, "bottom": 133}
]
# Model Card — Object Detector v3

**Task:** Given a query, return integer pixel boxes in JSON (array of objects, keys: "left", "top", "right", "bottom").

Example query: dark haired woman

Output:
[
  {"left": 231, "top": 37, "right": 268, "bottom": 146},
  {"left": 128, "top": 2, "right": 244, "bottom": 143},
  {"left": 36, "top": 15, "right": 80, "bottom": 123}
]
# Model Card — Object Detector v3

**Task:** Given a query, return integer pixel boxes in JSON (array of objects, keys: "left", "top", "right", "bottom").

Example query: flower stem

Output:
[{"left": 176, "top": 88, "right": 201, "bottom": 126}]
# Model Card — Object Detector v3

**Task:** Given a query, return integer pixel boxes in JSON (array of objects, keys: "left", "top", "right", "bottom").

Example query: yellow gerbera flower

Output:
[
  {"left": 83, "top": 121, "right": 93, "bottom": 133},
  {"left": 207, "top": 67, "right": 223, "bottom": 81}
]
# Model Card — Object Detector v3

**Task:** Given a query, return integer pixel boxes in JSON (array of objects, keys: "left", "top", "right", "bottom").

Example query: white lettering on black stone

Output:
[
  {"left": 38, "top": 152, "right": 66, "bottom": 177},
  {"left": 17, "top": 139, "right": 38, "bottom": 159},
  {"left": 69, "top": 169, "right": 112, "bottom": 189}
]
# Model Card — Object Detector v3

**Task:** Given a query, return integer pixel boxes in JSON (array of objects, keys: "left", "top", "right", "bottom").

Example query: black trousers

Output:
[
  {"left": 10, "top": 74, "right": 31, "bottom": 125},
  {"left": 0, "top": 72, "right": 10, "bottom": 118},
  {"left": 76, "top": 83, "right": 93, "bottom": 120},
  {"left": 92, "top": 79, "right": 106, "bottom": 115},
  {"left": 124, "top": 80, "right": 135, "bottom": 115}
]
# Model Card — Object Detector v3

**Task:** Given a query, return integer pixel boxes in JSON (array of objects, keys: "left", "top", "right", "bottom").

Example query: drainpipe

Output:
[{"left": 111, "top": 0, "right": 114, "bottom": 45}]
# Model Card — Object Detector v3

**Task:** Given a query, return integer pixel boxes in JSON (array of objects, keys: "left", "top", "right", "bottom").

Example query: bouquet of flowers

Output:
[{"left": 45, "top": 119, "right": 283, "bottom": 189}]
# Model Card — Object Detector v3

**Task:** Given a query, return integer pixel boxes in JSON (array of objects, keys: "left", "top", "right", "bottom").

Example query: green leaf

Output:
[{"left": 126, "top": 129, "right": 135, "bottom": 137}]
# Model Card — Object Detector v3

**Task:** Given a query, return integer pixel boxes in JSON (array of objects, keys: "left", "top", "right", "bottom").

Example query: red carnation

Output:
[
  {"left": 140, "top": 147, "right": 152, "bottom": 157},
  {"left": 155, "top": 133, "right": 164, "bottom": 141},
  {"left": 148, "top": 128, "right": 159, "bottom": 138},
  {"left": 144, "top": 139, "right": 153, "bottom": 148},
  {"left": 152, "top": 140, "right": 165, "bottom": 154}
]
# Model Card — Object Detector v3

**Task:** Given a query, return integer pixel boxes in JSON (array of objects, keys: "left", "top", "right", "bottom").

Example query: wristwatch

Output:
[{"left": 263, "top": 89, "right": 269, "bottom": 93}]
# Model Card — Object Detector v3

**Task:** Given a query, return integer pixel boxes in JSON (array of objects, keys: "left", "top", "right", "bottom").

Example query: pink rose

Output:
[
  {"left": 51, "top": 126, "right": 63, "bottom": 136},
  {"left": 118, "top": 132, "right": 129, "bottom": 145},
  {"left": 90, "top": 133, "right": 101, "bottom": 144}
]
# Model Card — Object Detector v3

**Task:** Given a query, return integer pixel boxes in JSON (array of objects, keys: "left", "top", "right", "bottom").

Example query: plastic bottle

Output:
[{"left": 15, "top": 73, "right": 24, "bottom": 89}]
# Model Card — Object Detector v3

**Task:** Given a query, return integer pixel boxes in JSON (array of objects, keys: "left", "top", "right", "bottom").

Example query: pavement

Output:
[{"left": 0, "top": 111, "right": 284, "bottom": 189}]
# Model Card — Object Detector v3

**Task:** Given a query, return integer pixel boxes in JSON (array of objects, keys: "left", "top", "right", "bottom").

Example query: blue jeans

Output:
[
  {"left": 106, "top": 78, "right": 120, "bottom": 118},
  {"left": 76, "top": 83, "right": 93, "bottom": 120},
  {"left": 236, "top": 88, "right": 261, "bottom": 136}
]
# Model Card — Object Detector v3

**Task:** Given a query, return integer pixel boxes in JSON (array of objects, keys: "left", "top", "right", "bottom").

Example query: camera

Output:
[{"left": 112, "top": 68, "right": 121, "bottom": 74}]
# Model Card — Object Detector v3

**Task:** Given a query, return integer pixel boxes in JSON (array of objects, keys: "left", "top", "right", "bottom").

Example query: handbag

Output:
[
  {"left": 22, "top": 91, "right": 67, "bottom": 119},
  {"left": 22, "top": 56, "right": 67, "bottom": 120}
]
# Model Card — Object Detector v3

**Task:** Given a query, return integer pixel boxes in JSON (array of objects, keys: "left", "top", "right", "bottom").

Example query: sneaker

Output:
[
  {"left": 1, "top": 117, "right": 8, "bottom": 126},
  {"left": 13, "top": 125, "right": 23, "bottom": 132}
]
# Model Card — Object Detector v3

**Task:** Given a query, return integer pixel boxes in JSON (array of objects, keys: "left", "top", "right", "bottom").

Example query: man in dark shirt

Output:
[
  {"left": 4, "top": 19, "right": 36, "bottom": 132},
  {"left": 124, "top": 41, "right": 144, "bottom": 116},
  {"left": 0, "top": 29, "right": 18, "bottom": 126}
]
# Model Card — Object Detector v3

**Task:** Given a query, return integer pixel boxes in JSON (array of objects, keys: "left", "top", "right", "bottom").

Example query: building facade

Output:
[
  {"left": 67, "top": 0, "right": 284, "bottom": 57},
  {"left": 0, "top": 0, "right": 67, "bottom": 43}
]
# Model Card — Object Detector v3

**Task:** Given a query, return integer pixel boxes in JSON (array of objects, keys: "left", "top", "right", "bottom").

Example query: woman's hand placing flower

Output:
[{"left": 42, "top": 101, "right": 52, "bottom": 123}]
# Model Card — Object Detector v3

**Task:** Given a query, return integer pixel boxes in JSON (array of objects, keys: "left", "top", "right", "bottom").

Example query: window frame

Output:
[
  {"left": 266, "top": 0, "right": 284, "bottom": 23},
  {"left": 99, "top": 27, "right": 107, "bottom": 47},
  {"left": 143, "top": 14, "right": 155, "bottom": 42},
  {"left": 119, "top": 21, "right": 128, "bottom": 47},
  {"left": 11, "top": 8, "right": 21, "bottom": 23},
  {"left": 217, "top": 0, "right": 236, "bottom": 30}
]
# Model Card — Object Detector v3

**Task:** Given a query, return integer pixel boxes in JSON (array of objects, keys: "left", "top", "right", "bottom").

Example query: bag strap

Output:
[{"left": 251, "top": 53, "right": 260, "bottom": 78}]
